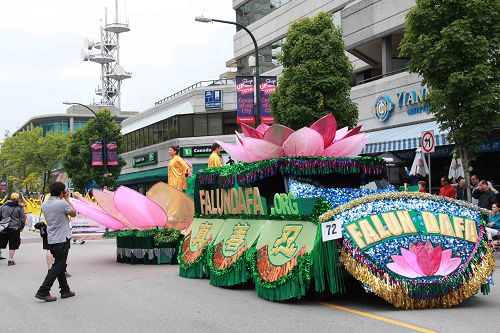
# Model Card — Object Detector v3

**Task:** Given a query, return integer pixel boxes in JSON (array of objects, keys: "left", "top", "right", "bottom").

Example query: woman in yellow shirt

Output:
[
  {"left": 208, "top": 143, "right": 222, "bottom": 168},
  {"left": 168, "top": 145, "right": 190, "bottom": 191}
]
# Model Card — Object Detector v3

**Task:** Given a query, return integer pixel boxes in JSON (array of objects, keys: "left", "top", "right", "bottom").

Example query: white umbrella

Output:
[
  {"left": 448, "top": 157, "right": 464, "bottom": 180},
  {"left": 409, "top": 147, "right": 429, "bottom": 177}
]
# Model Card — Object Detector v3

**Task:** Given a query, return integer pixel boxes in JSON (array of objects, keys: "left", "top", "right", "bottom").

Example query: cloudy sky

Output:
[{"left": 0, "top": 0, "right": 235, "bottom": 136}]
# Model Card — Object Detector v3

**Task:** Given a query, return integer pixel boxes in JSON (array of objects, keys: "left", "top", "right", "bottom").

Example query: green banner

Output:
[{"left": 180, "top": 218, "right": 224, "bottom": 267}]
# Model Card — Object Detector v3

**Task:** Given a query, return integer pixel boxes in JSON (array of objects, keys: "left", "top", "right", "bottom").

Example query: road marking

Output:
[{"left": 317, "top": 302, "right": 437, "bottom": 333}]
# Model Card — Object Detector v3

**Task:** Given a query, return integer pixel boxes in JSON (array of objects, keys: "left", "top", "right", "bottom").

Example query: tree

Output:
[
  {"left": 400, "top": 0, "right": 500, "bottom": 194},
  {"left": 269, "top": 12, "right": 358, "bottom": 129},
  {"left": 0, "top": 128, "right": 69, "bottom": 193},
  {"left": 63, "top": 109, "right": 125, "bottom": 192}
]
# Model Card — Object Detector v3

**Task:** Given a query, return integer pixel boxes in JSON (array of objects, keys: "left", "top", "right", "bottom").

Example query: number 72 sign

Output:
[{"left": 321, "top": 220, "right": 344, "bottom": 242}]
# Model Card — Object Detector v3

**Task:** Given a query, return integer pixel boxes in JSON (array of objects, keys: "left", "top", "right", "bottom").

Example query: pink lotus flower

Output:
[
  {"left": 387, "top": 241, "right": 461, "bottom": 278},
  {"left": 71, "top": 182, "right": 194, "bottom": 231},
  {"left": 217, "top": 114, "right": 367, "bottom": 163}
]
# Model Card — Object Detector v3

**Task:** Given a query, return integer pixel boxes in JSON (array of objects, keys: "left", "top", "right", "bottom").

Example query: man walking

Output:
[
  {"left": 208, "top": 143, "right": 223, "bottom": 168},
  {"left": 0, "top": 193, "right": 25, "bottom": 266},
  {"left": 35, "top": 182, "right": 77, "bottom": 302}
]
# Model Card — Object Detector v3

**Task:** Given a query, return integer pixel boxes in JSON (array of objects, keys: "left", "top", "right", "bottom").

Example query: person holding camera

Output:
[
  {"left": 35, "top": 182, "right": 77, "bottom": 302},
  {"left": 0, "top": 193, "right": 26, "bottom": 266}
]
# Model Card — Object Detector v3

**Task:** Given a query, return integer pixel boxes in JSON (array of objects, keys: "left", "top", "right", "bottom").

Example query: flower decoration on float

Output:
[{"left": 216, "top": 114, "right": 368, "bottom": 163}]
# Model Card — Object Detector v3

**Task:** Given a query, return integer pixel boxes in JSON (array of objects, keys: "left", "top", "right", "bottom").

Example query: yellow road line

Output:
[{"left": 317, "top": 302, "right": 437, "bottom": 333}]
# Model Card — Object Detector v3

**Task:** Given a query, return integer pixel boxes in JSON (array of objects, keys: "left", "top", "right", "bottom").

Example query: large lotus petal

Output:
[
  {"left": 242, "top": 137, "right": 284, "bottom": 161},
  {"left": 346, "top": 135, "right": 368, "bottom": 157},
  {"left": 216, "top": 140, "right": 252, "bottom": 163},
  {"left": 256, "top": 123, "right": 270, "bottom": 135},
  {"left": 333, "top": 126, "right": 348, "bottom": 141},
  {"left": 387, "top": 255, "right": 420, "bottom": 278},
  {"left": 342, "top": 125, "right": 362, "bottom": 140},
  {"left": 114, "top": 186, "right": 167, "bottom": 229},
  {"left": 240, "top": 123, "right": 264, "bottom": 139},
  {"left": 71, "top": 198, "right": 126, "bottom": 230},
  {"left": 262, "top": 124, "right": 294, "bottom": 146},
  {"left": 323, "top": 134, "right": 367, "bottom": 157},
  {"left": 282, "top": 127, "right": 324, "bottom": 156},
  {"left": 401, "top": 248, "right": 425, "bottom": 276},
  {"left": 146, "top": 182, "right": 194, "bottom": 230},
  {"left": 310, "top": 114, "right": 337, "bottom": 147},
  {"left": 93, "top": 189, "right": 136, "bottom": 229}
]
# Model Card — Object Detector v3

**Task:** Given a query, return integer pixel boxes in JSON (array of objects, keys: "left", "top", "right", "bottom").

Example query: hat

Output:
[{"left": 10, "top": 193, "right": 20, "bottom": 200}]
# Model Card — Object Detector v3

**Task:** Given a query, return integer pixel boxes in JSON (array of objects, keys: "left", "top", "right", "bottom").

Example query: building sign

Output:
[
  {"left": 236, "top": 76, "right": 255, "bottom": 124},
  {"left": 181, "top": 146, "right": 225, "bottom": 158},
  {"left": 259, "top": 76, "right": 277, "bottom": 124},
  {"left": 205, "top": 90, "right": 223, "bottom": 110},
  {"left": 91, "top": 141, "right": 103, "bottom": 166},
  {"left": 373, "top": 86, "right": 432, "bottom": 122},
  {"left": 133, "top": 151, "right": 157, "bottom": 167}
]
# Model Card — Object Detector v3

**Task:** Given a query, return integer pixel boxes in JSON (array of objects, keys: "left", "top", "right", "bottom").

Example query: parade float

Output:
[{"left": 176, "top": 114, "right": 495, "bottom": 309}]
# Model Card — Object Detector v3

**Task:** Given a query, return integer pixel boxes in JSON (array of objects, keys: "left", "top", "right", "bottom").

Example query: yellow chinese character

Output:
[
  {"left": 192, "top": 222, "right": 212, "bottom": 248},
  {"left": 225, "top": 223, "right": 250, "bottom": 252},
  {"left": 270, "top": 225, "right": 303, "bottom": 258}
]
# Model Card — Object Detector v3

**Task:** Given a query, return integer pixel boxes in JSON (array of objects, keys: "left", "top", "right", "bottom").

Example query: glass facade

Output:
[
  {"left": 236, "top": 0, "right": 292, "bottom": 29},
  {"left": 123, "top": 111, "right": 237, "bottom": 153}
]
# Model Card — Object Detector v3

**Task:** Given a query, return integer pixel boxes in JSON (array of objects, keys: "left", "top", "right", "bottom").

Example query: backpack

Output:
[{"left": 0, "top": 208, "right": 16, "bottom": 233}]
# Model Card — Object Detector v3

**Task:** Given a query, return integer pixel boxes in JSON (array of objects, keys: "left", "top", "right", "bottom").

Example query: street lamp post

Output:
[
  {"left": 195, "top": 16, "right": 261, "bottom": 127},
  {"left": 63, "top": 102, "right": 108, "bottom": 180}
]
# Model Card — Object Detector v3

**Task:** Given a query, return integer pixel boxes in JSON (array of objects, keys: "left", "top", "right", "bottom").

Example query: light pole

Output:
[
  {"left": 195, "top": 15, "right": 261, "bottom": 127},
  {"left": 63, "top": 102, "right": 108, "bottom": 181}
]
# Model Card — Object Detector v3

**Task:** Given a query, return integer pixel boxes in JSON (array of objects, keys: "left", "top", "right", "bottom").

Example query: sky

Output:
[{"left": 0, "top": 0, "right": 235, "bottom": 136}]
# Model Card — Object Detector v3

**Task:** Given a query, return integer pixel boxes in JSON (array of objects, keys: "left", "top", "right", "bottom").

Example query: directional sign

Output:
[{"left": 421, "top": 131, "right": 435, "bottom": 153}]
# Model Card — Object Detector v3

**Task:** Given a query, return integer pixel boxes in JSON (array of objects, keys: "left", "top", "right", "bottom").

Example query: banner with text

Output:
[
  {"left": 236, "top": 76, "right": 255, "bottom": 124},
  {"left": 91, "top": 141, "right": 103, "bottom": 166},
  {"left": 259, "top": 76, "right": 277, "bottom": 124},
  {"left": 106, "top": 141, "right": 119, "bottom": 166}
]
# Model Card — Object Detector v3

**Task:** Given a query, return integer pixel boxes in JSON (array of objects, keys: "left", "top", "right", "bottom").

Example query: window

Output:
[
  {"left": 237, "top": 38, "right": 284, "bottom": 75},
  {"left": 194, "top": 114, "right": 208, "bottom": 136},
  {"left": 208, "top": 113, "right": 223, "bottom": 136},
  {"left": 235, "top": 0, "right": 291, "bottom": 29},
  {"left": 178, "top": 115, "right": 194, "bottom": 137},
  {"left": 223, "top": 112, "right": 237, "bottom": 135}
]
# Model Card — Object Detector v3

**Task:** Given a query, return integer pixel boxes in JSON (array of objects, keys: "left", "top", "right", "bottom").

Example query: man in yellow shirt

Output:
[{"left": 208, "top": 143, "right": 222, "bottom": 168}]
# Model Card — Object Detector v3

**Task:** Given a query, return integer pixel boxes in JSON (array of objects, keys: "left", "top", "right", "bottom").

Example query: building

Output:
[
  {"left": 15, "top": 105, "right": 137, "bottom": 136},
  {"left": 117, "top": 79, "right": 237, "bottom": 194},
  {"left": 230, "top": 0, "right": 500, "bottom": 191}
]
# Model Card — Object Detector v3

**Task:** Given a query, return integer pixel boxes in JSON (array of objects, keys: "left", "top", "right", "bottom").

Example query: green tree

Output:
[
  {"left": 63, "top": 109, "right": 125, "bottom": 192},
  {"left": 269, "top": 12, "right": 358, "bottom": 129},
  {"left": 400, "top": 0, "right": 500, "bottom": 192},
  {"left": 0, "top": 128, "right": 69, "bottom": 193}
]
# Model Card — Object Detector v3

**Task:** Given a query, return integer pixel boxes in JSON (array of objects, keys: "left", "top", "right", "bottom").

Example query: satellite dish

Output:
[
  {"left": 113, "top": 65, "right": 125, "bottom": 75},
  {"left": 84, "top": 38, "right": 95, "bottom": 50},
  {"left": 80, "top": 49, "right": 91, "bottom": 61}
]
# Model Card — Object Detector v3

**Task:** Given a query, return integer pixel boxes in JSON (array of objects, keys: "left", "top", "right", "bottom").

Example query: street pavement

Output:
[{"left": 1, "top": 231, "right": 499, "bottom": 333}]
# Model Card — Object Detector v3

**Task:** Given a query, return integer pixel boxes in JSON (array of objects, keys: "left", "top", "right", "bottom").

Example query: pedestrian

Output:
[
  {"left": 456, "top": 179, "right": 469, "bottom": 201},
  {"left": 472, "top": 180, "right": 497, "bottom": 210},
  {"left": 35, "top": 182, "right": 77, "bottom": 302},
  {"left": 167, "top": 145, "right": 191, "bottom": 191},
  {"left": 438, "top": 177, "right": 456, "bottom": 199},
  {"left": 470, "top": 174, "right": 480, "bottom": 204},
  {"left": 417, "top": 180, "right": 427, "bottom": 193},
  {"left": 208, "top": 143, "right": 222, "bottom": 168},
  {"left": 485, "top": 202, "right": 500, "bottom": 242},
  {"left": 226, "top": 156, "right": 235, "bottom": 165},
  {"left": 0, "top": 193, "right": 26, "bottom": 266}
]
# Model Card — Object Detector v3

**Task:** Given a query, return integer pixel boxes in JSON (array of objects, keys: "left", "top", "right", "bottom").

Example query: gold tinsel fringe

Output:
[{"left": 340, "top": 247, "right": 495, "bottom": 309}]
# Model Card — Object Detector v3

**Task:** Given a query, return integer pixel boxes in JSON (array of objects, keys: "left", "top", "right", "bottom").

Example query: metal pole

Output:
[
  {"left": 210, "top": 19, "right": 260, "bottom": 127},
  {"left": 428, "top": 152, "right": 432, "bottom": 194}
]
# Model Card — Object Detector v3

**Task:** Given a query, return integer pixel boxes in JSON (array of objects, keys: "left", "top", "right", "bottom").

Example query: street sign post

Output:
[{"left": 421, "top": 131, "right": 435, "bottom": 193}]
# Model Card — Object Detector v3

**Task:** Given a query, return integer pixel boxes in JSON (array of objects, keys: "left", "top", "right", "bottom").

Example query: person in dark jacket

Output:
[
  {"left": 0, "top": 193, "right": 26, "bottom": 266},
  {"left": 472, "top": 180, "right": 497, "bottom": 210},
  {"left": 456, "top": 179, "right": 469, "bottom": 201}
]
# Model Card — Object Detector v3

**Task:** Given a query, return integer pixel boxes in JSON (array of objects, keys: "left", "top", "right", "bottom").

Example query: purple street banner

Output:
[
  {"left": 0, "top": 181, "right": 6, "bottom": 193},
  {"left": 259, "top": 76, "right": 277, "bottom": 124},
  {"left": 236, "top": 76, "right": 255, "bottom": 125},
  {"left": 91, "top": 141, "right": 103, "bottom": 166},
  {"left": 106, "top": 141, "right": 119, "bottom": 166}
]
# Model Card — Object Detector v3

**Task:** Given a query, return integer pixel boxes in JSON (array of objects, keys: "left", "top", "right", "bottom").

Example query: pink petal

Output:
[
  {"left": 323, "top": 134, "right": 366, "bottom": 157},
  {"left": 282, "top": 127, "right": 324, "bottom": 156},
  {"left": 93, "top": 189, "right": 136, "bottom": 229},
  {"left": 262, "top": 124, "right": 294, "bottom": 146},
  {"left": 415, "top": 242, "right": 441, "bottom": 275},
  {"left": 387, "top": 255, "right": 420, "bottom": 278},
  {"left": 216, "top": 140, "right": 252, "bottom": 163},
  {"left": 309, "top": 114, "right": 337, "bottom": 147},
  {"left": 235, "top": 131, "right": 245, "bottom": 144},
  {"left": 435, "top": 249, "right": 452, "bottom": 275},
  {"left": 114, "top": 186, "right": 167, "bottom": 229},
  {"left": 256, "top": 123, "right": 270, "bottom": 135},
  {"left": 401, "top": 248, "right": 425, "bottom": 276},
  {"left": 333, "top": 127, "right": 348, "bottom": 141},
  {"left": 240, "top": 123, "right": 264, "bottom": 139},
  {"left": 439, "top": 258, "right": 461, "bottom": 275},
  {"left": 70, "top": 198, "right": 126, "bottom": 230},
  {"left": 346, "top": 134, "right": 368, "bottom": 157},
  {"left": 242, "top": 137, "right": 284, "bottom": 161},
  {"left": 147, "top": 182, "right": 194, "bottom": 230},
  {"left": 342, "top": 125, "right": 362, "bottom": 140}
]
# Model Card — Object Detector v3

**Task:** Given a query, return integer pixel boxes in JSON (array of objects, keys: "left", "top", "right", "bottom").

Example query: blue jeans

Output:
[{"left": 36, "top": 238, "right": 71, "bottom": 296}]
